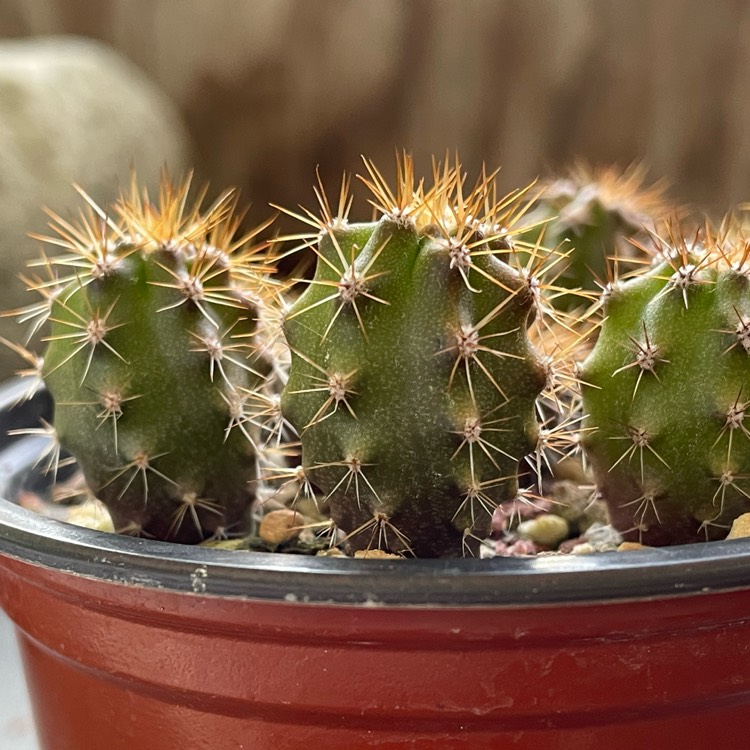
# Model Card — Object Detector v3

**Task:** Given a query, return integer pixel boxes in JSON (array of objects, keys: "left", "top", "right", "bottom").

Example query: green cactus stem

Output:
[
  {"left": 520, "top": 164, "right": 668, "bottom": 309},
  {"left": 20, "top": 178, "right": 280, "bottom": 542},
  {"left": 279, "top": 156, "right": 551, "bottom": 557},
  {"left": 580, "top": 223, "right": 750, "bottom": 544}
]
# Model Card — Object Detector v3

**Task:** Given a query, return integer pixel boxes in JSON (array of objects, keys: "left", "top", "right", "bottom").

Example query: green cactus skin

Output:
[
  {"left": 32, "top": 181, "right": 277, "bottom": 542},
  {"left": 580, "top": 233, "right": 750, "bottom": 545},
  {"left": 520, "top": 165, "right": 666, "bottom": 309},
  {"left": 280, "top": 159, "right": 548, "bottom": 557}
]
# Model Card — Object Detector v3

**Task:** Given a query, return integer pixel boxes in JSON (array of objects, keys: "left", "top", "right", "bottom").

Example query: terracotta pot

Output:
[{"left": 1, "top": 381, "right": 750, "bottom": 750}]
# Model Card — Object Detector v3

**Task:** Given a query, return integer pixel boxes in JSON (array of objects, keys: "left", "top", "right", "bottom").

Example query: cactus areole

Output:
[{"left": 281, "top": 158, "right": 549, "bottom": 557}]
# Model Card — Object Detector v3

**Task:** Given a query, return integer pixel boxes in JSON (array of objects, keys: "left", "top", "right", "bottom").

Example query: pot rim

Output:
[{"left": 1, "top": 380, "right": 750, "bottom": 607}]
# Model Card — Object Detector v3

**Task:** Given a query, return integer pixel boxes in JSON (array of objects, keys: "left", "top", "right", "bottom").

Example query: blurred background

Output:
[
  {"left": 3, "top": 0, "right": 749, "bottom": 208},
  {"left": 0, "top": 0, "right": 749, "bottom": 375}
]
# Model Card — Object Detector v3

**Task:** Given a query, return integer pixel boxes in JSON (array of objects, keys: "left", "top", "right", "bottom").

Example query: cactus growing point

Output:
[
  {"left": 520, "top": 164, "right": 668, "bottom": 309},
  {"left": 279, "top": 156, "right": 556, "bottom": 557}
]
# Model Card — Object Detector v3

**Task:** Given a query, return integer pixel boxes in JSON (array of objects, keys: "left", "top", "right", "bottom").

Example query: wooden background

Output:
[{"left": 2, "top": 0, "right": 748, "bottom": 219}]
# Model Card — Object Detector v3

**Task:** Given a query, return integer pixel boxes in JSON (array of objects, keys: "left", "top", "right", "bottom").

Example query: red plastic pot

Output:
[{"left": 1, "top": 382, "right": 750, "bottom": 749}]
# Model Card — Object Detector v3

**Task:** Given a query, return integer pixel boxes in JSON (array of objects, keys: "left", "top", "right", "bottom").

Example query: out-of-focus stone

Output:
[
  {"left": 66, "top": 499, "right": 115, "bottom": 533},
  {"left": 571, "top": 542, "right": 595, "bottom": 555},
  {"left": 494, "top": 538, "right": 538, "bottom": 557},
  {"left": 551, "top": 480, "right": 609, "bottom": 533},
  {"left": 617, "top": 541, "right": 651, "bottom": 551},
  {"left": 726, "top": 513, "right": 750, "bottom": 540},
  {"left": 259, "top": 509, "right": 306, "bottom": 545},
  {"left": 0, "top": 36, "right": 190, "bottom": 376},
  {"left": 317, "top": 547, "right": 346, "bottom": 557},
  {"left": 583, "top": 522, "right": 623, "bottom": 549},
  {"left": 517, "top": 514, "right": 570, "bottom": 548},
  {"left": 353, "top": 549, "right": 404, "bottom": 560}
]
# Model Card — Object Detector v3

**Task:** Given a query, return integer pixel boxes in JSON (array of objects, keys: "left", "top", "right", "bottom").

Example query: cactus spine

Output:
[
  {"left": 580, "top": 225, "right": 750, "bottom": 544},
  {"left": 280, "top": 157, "right": 550, "bottom": 557},
  {"left": 22, "top": 178, "right": 279, "bottom": 542}
]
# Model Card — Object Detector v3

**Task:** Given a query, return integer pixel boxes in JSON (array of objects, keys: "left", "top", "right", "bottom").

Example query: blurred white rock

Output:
[{"left": 0, "top": 35, "right": 190, "bottom": 375}]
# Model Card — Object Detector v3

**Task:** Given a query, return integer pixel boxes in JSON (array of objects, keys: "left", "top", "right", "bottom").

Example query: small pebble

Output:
[
  {"left": 17, "top": 491, "right": 49, "bottom": 514},
  {"left": 618, "top": 541, "right": 651, "bottom": 552},
  {"left": 491, "top": 505, "right": 508, "bottom": 534},
  {"left": 479, "top": 541, "right": 498, "bottom": 559},
  {"left": 571, "top": 542, "right": 595, "bottom": 555},
  {"left": 316, "top": 547, "right": 346, "bottom": 557},
  {"left": 551, "top": 480, "right": 609, "bottom": 533},
  {"left": 259, "top": 509, "right": 306, "bottom": 545},
  {"left": 353, "top": 549, "right": 403, "bottom": 559},
  {"left": 726, "top": 513, "right": 750, "bottom": 540},
  {"left": 517, "top": 513, "right": 570, "bottom": 548},
  {"left": 557, "top": 535, "right": 585, "bottom": 554},
  {"left": 572, "top": 540, "right": 627, "bottom": 554},
  {"left": 583, "top": 522, "right": 623, "bottom": 548},
  {"left": 66, "top": 499, "right": 115, "bottom": 533},
  {"left": 495, "top": 538, "right": 538, "bottom": 557},
  {"left": 495, "top": 495, "right": 551, "bottom": 532},
  {"left": 201, "top": 537, "right": 250, "bottom": 550}
]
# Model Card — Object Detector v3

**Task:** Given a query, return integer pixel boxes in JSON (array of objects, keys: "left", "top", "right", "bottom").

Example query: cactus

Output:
[
  {"left": 520, "top": 164, "right": 667, "bottom": 308},
  {"left": 279, "top": 156, "right": 551, "bottom": 557},
  {"left": 579, "top": 223, "right": 750, "bottom": 545},
  {"left": 16, "top": 177, "right": 280, "bottom": 542}
]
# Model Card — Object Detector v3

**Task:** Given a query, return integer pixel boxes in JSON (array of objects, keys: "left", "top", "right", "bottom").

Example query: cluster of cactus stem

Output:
[{"left": 9, "top": 155, "right": 750, "bottom": 556}]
